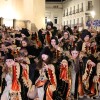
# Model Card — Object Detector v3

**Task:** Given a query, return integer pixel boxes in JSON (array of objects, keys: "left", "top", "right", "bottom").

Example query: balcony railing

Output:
[
  {"left": 69, "top": 11, "right": 72, "bottom": 15},
  {"left": 63, "top": 14, "right": 65, "bottom": 17},
  {"left": 73, "top": 10, "right": 75, "bottom": 14},
  {"left": 86, "top": 6, "right": 93, "bottom": 11},
  {"left": 80, "top": 8, "right": 83, "bottom": 12},
  {"left": 76, "top": 9, "right": 79, "bottom": 13},
  {"left": 66, "top": 13, "right": 68, "bottom": 16}
]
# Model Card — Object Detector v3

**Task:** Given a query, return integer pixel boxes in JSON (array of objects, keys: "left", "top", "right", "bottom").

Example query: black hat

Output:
[
  {"left": 21, "top": 28, "right": 30, "bottom": 37},
  {"left": 40, "top": 47, "right": 53, "bottom": 58},
  {"left": 46, "top": 21, "right": 53, "bottom": 28},
  {"left": 4, "top": 52, "right": 14, "bottom": 61},
  {"left": 81, "top": 29, "right": 92, "bottom": 40}
]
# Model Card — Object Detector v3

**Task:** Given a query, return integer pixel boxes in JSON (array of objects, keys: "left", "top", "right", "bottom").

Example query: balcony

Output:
[
  {"left": 79, "top": 23, "right": 83, "bottom": 26},
  {"left": 69, "top": 11, "right": 72, "bottom": 15},
  {"left": 76, "top": 9, "right": 79, "bottom": 13},
  {"left": 86, "top": 6, "right": 93, "bottom": 11},
  {"left": 73, "top": 10, "right": 75, "bottom": 14},
  {"left": 80, "top": 8, "right": 83, "bottom": 12},
  {"left": 66, "top": 13, "right": 68, "bottom": 16},
  {"left": 63, "top": 13, "right": 65, "bottom": 17}
]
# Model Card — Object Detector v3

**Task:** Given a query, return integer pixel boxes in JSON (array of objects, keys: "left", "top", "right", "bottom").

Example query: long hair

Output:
[
  {"left": 36, "top": 55, "right": 52, "bottom": 70},
  {"left": 70, "top": 46, "right": 80, "bottom": 56}
]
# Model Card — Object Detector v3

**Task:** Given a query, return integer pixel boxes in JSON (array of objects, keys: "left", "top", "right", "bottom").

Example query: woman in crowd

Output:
[
  {"left": 69, "top": 46, "right": 96, "bottom": 99},
  {"left": 28, "top": 47, "right": 57, "bottom": 100},
  {"left": 1, "top": 52, "right": 21, "bottom": 100}
]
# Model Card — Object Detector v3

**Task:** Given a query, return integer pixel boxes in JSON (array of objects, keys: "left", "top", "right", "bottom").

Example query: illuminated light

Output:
[
  {"left": 91, "top": 11, "right": 96, "bottom": 18},
  {"left": 47, "top": 18, "right": 51, "bottom": 22},
  {"left": 0, "top": 2, "right": 20, "bottom": 19}
]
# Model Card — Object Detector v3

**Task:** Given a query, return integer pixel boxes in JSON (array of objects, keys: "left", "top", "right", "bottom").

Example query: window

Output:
[
  {"left": 88, "top": 1, "right": 93, "bottom": 10},
  {"left": 77, "top": 18, "right": 79, "bottom": 24},
  {"left": 77, "top": 4, "right": 79, "bottom": 12},
  {"left": 82, "top": 3, "right": 83, "bottom": 9},
  {"left": 54, "top": 17, "right": 58, "bottom": 24},
  {"left": 70, "top": 7, "right": 72, "bottom": 14},
  {"left": 67, "top": 20, "right": 68, "bottom": 25},
  {"left": 66, "top": 8, "right": 68, "bottom": 16},
  {"left": 70, "top": 20, "right": 71, "bottom": 26},
  {"left": 73, "top": 6, "right": 75, "bottom": 14},
  {"left": 80, "top": 3, "right": 83, "bottom": 12},
  {"left": 73, "top": 19, "right": 75, "bottom": 25},
  {"left": 64, "top": 21, "right": 65, "bottom": 25},
  {"left": 45, "top": 17, "right": 47, "bottom": 24},
  {"left": 81, "top": 17, "right": 83, "bottom": 23},
  {"left": 63, "top": 9, "right": 65, "bottom": 16}
]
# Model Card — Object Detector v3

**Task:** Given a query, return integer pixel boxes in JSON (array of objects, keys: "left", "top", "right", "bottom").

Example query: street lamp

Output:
[
  {"left": 47, "top": 18, "right": 51, "bottom": 22},
  {"left": 90, "top": 10, "right": 95, "bottom": 18}
]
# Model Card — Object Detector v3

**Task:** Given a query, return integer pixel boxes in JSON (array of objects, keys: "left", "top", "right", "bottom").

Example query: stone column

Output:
[
  {"left": 13, "top": 19, "right": 16, "bottom": 29},
  {"left": 23, "top": 0, "right": 45, "bottom": 31},
  {"left": 0, "top": 17, "right": 3, "bottom": 26}
]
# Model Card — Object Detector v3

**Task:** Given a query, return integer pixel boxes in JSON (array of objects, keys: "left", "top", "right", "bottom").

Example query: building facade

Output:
[
  {"left": 46, "top": 0, "right": 100, "bottom": 31},
  {"left": 45, "top": 1, "right": 63, "bottom": 29},
  {"left": 0, "top": 0, "right": 45, "bottom": 31}
]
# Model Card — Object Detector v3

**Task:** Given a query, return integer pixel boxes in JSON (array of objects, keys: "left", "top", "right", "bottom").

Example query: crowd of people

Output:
[{"left": 0, "top": 22, "right": 100, "bottom": 100}]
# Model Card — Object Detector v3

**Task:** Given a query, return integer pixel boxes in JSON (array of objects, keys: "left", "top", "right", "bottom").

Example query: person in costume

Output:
[
  {"left": 49, "top": 36, "right": 63, "bottom": 64},
  {"left": 58, "top": 30, "right": 70, "bottom": 51},
  {"left": 69, "top": 46, "right": 96, "bottom": 99},
  {"left": 38, "top": 29, "right": 46, "bottom": 46},
  {"left": 81, "top": 29, "right": 97, "bottom": 56},
  {"left": 63, "top": 25, "right": 73, "bottom": 35},
  {"left": 45, "top": 21, "right": 53, "bottom": 46},
  {"left": 15, "top": 48, "right": 32, "bottom": 100},
  {"left": 28, "top": 47, "right": 57, "bottom": 100},
  {"left": 21, "top": 37, "right": 39, "bottom": 64},
  {"left": 45, "top": 21, "right": 57, "bottom": 46},
  {"left": 1, "top": 52, "right": 21, "bottom": 100},
  {"left": 93, "top": 62, "right": 100, "bottom": 99},
  {"left": 0, "top": 51, "right": 4, "bottom": 98},
  {"left": 53, "top": 58, "right": 71, "bottom": 100}
]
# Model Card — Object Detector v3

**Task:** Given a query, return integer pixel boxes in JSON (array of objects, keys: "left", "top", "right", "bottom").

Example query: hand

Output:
[{"left": 88, "top": 60, "right": 96, "bottom": 67}]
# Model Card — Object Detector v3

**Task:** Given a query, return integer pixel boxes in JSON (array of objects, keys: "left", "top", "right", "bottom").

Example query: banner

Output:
[{"left": 86, "top": 20, "right": 100, "bottom": 27}]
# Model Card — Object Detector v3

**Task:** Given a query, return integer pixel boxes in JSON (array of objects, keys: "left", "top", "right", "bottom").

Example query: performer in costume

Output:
[
  {"left": 28, "top": 47, "right": 57, "bottom": 100},
  {"left": 21, "top": 37, "right": 39, "bottom": 64},
  {"left": 53, "top": 58, "right": 71, "bottom": 100},
  {"left": 69, "top": 46, "right": 95, "bottom": 99},
  {"left": 45, "top": 22, "right": 53, "bottom": 46},
  {"left": 15, "top": 48, "right": 32, "bottom": 100},
  {"left": 1, "top": 52, "right": 21, "bottom": 100},
  {"left": 0, "top": 51, "right": 4, "bottom": 98},
  {"left": 81, "top": 29, "right": 97, "bottom": 56},
  {"left": 49, "top": 37, "right": 63, "bottom": 64},
  {"left": 58, "top": 30, "right": 70, "bottom": 51},
  {"left": 92, "top": 62, "right": 100, "bottom": 99},
  {"left": 45, "top": 21, "right": 57, "bottom": 46},
  {"left": 38, "top": 29, "right": 46, "bottom": 46},
  {"left": 49, "top": 36, "right": 63, "bottom": 85}
]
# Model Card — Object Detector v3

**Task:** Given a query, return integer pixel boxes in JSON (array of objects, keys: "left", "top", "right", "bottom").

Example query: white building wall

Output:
[
  {"left": 45, "top": 2, "right": 63, "bottom": 29},
  {"left": 46, "top": 0, "right": 100, "bottom": 31},
  {"left": 63, "top": 0, "right": 100, "bottom": 30},
  {"left": 0, "top": 0, "right": 45, "bottom": 31}
]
